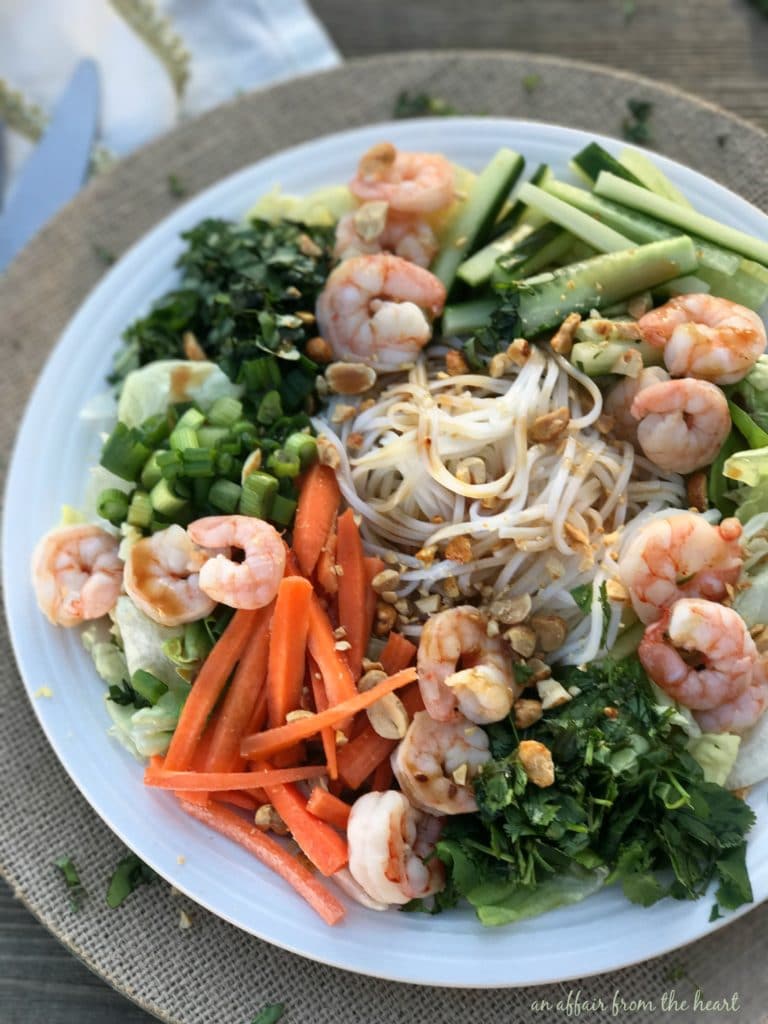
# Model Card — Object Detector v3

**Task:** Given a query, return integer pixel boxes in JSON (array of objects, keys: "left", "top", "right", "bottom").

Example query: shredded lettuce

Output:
[{"left": 117, "top": 360, "right": 242, "bottom": 428}]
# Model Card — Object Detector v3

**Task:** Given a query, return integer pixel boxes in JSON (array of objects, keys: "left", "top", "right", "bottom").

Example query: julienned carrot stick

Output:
[
  {"left": 363, "top": 556, "right": 384, "bottom": 664},
  {"left": 307, "top": 596, "right": 357, "bottom": 717},
  {"left": 204, "top": 603, "right": 274, "bottom": 773},
  {"left": 164, "top": 608, "right": 259, "bottom": 772},
  {"left": 308, "top": 656, "right": 338, "bottom": 781},
  {"left": 336, "top": 684, "right": 425, "bottom": 791},
  {"left": 336, "top": 510, "right": 368, "bottom": 680},
  {"left": 293, "top": 464, "right": 341, "bottom": 576},
  {"left": 209, "top": 790, "right": 263, "bottom": 811},
  {"left": 179, "top": 799, "right": 345, "bottom": 925},
  {"left": 241, "top": 668, "right": 417, "bottom": 760},
  {"left": 263, "top": 779, "right": 348, "bottom": 876},
  {"left": 380, "top": 631, "right": 418, "bottom": 675},
  {"left": 315, "top": 521, "right": 338, "bottom": 597},
  {"left": 371, "top": 758, "right": 393, "bottom": 792},
  {"left": 266, "top": 576, "right": 313, "bottom": 728},
  {"left": 306, "top": 788, "right": 351, "bottom": 831},
  {"left": 144, "top": 763, "right": 327, "bottom": 792}
]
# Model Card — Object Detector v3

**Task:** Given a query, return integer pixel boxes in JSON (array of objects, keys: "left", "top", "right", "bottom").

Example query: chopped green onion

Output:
[
  {"left": 131, "top": 669, "right": 169, "bottom": 705},
  {"left": 140, "top": 451, "right": 164, "bottom": 490},
  {"left": 197, "top": 425, "right": 230, "bottom": 448},
  {"left": 257, "top": 390, "right": 283, "bottom": 425},
  {"left": 269, "top": 493, "right": 298, "bottom": 526},
  {"left": 284, "top": 431, "right": 317, "bottom": 469},
  {"left": 54, "top": 855, "right": 82, "bottom": 889},
  {"left": 140, "top": 412, "right": 172, "bottom": 447},
  {"left": 240, "top": 356, "right": 281, "bottom": 392},
  {"left": 170, "top": 425, "right": 199, "bottom": 451},
  {"left": 127, "top": 490, "right": 153, "bottom": 529},
  {"left": 96, "top": 488, "right": 130, "bottom": 526},
  {"left": 176, "top": 407, "right": 206, "bottom": 431},
  {"left": 100, "top": 422, "right": 151, "bottom": 482},
  {"left": 207, "top": 395, "right": 243, "bottom": 427},
  {"left": 209, "top": 478, "right": 242, "bottom": 513},
  {"left": 156, "top": 449, "right": 182, "bottom": 480},
  {"left": 180, "top": 448, "right": 215, "bottom": 478},
  {"left": 250, "top": 1005, "right": 286, "bottom": 1024},
  {"left": 192, "top": 477, "right": 212, "bottom": 507},
  {"left": 106, "top": 853, "right": 155, "bottom": 909},
  {"left": 150, "top": 478, "right": 188, "bottom": 516},
  {"left": 267, "top": 449, "right": 301, "bottom": 479},
  {"left": 216, "top": 452, "right": 238, "bottom": 478},
  {"left": 239, "top": 471, "right": 278, "bottom": 519}
]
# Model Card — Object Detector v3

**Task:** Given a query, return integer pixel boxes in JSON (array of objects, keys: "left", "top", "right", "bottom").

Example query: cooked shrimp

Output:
[
  {"left": 349, "top": 142, "right": 455, "bottom": 214},
  {"left": 123, "top": 524, "right": 218, "bottom": 627},
  {"left": 334, "top": 202, "right": 438, "bottom": 268},
  {"left": 347, "top": 790, "right": 445, "bottom": 905},
  {"left": 604, "top": 366, "right": 669, "bottom": 446},
  {"left": 417, "top": 605, "right": 518, "bottom": 724},
  {"left": 631, "top": 377, "right": 730, "bottom": 474},
  {"left": 638, "top": 598, "right": 758, "bottom": 710},
  {"left": 315, "top": 253, "right": 446, "bottom": 370},
  {"left": 186, "top": 515, "right": 285, "bottom": 609},
  {"left": 695, "top": 668, "right": 768, "bottom": 734},
  {"left": 619, "top": 511, "right": 743, "bottom": 624},
  {"left": 392, "top": 711, "right": 491, "bottom": 815},
  {"left": 32, "top": 524, "right": 122, "bottom": 627},
  {"left": 638, "top": 294, "right": 766, "bottom": 385}
]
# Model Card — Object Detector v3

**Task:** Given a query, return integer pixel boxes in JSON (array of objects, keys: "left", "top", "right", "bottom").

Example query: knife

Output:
[{"left": 0, "top": 59, "right": 100, "bottom": 272}]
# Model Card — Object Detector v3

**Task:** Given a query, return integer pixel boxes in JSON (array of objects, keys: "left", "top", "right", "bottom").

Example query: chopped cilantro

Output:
[
  {"left": 622, "top": 98, "right": 654, "bottom": 145},
  {"left": 426, "top": 656, "right": 755, "bottom": 926},
  {"left": 250, "top": 1005, "right": 286, "bottom": 1024},
  {"left": 106, "top": 853, "right": 156, "bottom": 908},
  {"left": 92, "top": 243, "right": 116, "bottom": 266},
  {"left": 521, "top": 73, "right": 541, "bottom": 94},
  {"left": 167, "top": 173, "right": 188, "bottom": 198},
  {"left": 107, "top": 678, "right": 151, "bottom": 710},
  {"left": 54, "top": 855, "right": 86, "bottom": 911},
  {"left": 393, "top": 91, "right": 460, "bottom": 118}
]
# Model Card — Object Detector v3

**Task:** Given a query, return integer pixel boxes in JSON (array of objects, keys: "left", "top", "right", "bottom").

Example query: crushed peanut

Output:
[
  {"left": 366, "top": 692, "right": 410, "bottom": 739},
  {"left": 605, "top": 579, "right": 629, "bottom": 603},
  {"left": 182, "top": 330, "right": 206, "bottom": 361},
  {"left": 505, "top": 623, "right": 537, "bottom": 658},
  {"left": 530, "top": 614, "right": 568, "bottom": 653},
  {"left": 316, "top": 435, "right": 340, "bottom": 468},
  {"left": 489, "top": 352, "right": 512, "bottom": 378},
  {"left": 445, "top": 535, "right": 473, "bottom": 563},
  {"left": 529, "top": 406, "right": 570, "bottom": 444},
  {"left": 506, "top": 337, "right": 531, "bottom": 365},
  {"left": 415, "top": 545, "right": 437, "bottom": 566},
  {"left": 374, "top": 602, "right": 397, "bottom": 636},
  {"left": 285, "top": 709, "right": 315, "bottom": 723},
  {"left": 371, "top": 568, "right": 401, "bottom": 594},
  {"left": 514, "top": 698, "right": 544, "bottom": 729},
  {"left": 611, "top": 346, "right": 643, "bottom": 378},
  {"left": 536, "top": 676, "right": 572, "bottom": 710},
  {"left": 305, "top": 336, "right": 333, "bottom": 363},
  {"left": 517, "top": 740, "right": 555, "bottom": 788},
  {"left": 298, "top": 232, "right": 323, "bottom": 257},
  {"left": 326, "top": 361, "right": 377, "bottom": 395},
  {"left": 549, "top": 312, "right": 581, "bottom": 355},
  {"left": 455, "top": 456, "right": 487, "bottom": 485},
  {"left": 488, "top": 592, "right": 532, "bottom": 626},
  {"left": 346, "top": 432, "right": 365, "bottom": 453},
  {"left": 451, "top": 763, "right": 469, "bottom": 787},
  {"left": 254, "top": 804, "right": 289, "bottom": 835},
  {"left": 442, "top": 576, "right": 461, "bottom": 599},
  {"left": 330, "top": 403, "right": 358, "bottom": 424},
  {"left": 445, "top": 349, "right": 469, "bottom": 375}
]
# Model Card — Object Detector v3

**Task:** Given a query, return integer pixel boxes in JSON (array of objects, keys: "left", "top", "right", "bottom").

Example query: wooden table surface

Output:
[{"left": 3, "top": 2, "right": 767, "bottom": 1021}]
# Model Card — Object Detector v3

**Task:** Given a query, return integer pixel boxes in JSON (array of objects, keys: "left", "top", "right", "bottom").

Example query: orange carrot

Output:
[
  {"left": 271, "top": 743, "right": 308, "bottom": 768},
  {"left": 336, "top": 510, "right": 369, "bottom": 680},
  {"left": 371, "top": 758, "right": 393, "bottom": 792},
  {"left": 283, "top": 548, "right": 304, "bottom": 578},
  {"left": 293, "top": 464, "right": 341, "bottom": 576},
  {"left": 307, "top": 595, "right": 358, "bottom": 713},
  {"left": 380, "top": 631, "right": 417, "bottom": 674},
  {"left": 209, "top": 790, "right": 263, "bottom": 811},
  {"left": 336, "top": 684, "right": 424, "bottom": 791},
  {"left": 263, "top": 779, "right": 348, "bottom": 876},
  {"left": 164, "top": 608, "right": 259, "bottom": 772},
  {"left": 144, "top": 763, "right": 327, "bottom": 791},
  {"left": 241, "top": 668, "right": 417, "bottom": 759},
  {"left": 315, "top": 522, "right": 338, "bottom": 597},
  {"left": 204, "top": 603, "right": 273, "bottom": 773},
  {"left": 179, "top": 799, "right": 345, "bottom": 925},
  {"left": 306, "top": 788, "right": 351, "bottom": 831},
  {"left": 266, "top": 576, "right": 313, "bottom": 728},
  {"left": 308, "top": 656, "right": 338, "bottom": 781}
]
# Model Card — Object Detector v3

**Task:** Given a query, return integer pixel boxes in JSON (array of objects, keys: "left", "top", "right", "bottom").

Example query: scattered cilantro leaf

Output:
[
  {"left": 250, "top": 1005, "right": 286, "bottom": 1024},
  {"left": 107, "top": 678, "right": 151, "bottom": 710},
  {"left": 167, "top": 173, "right": 188, "bottom": 198},
  {"left": 522, "top": 74, "right": 541, "bottom": 94},
  {"left": 570, "top": 582, "right": 593, "bottom": 615},
  {"left": 393, "top": 90, "right": 460, "bottom": 118},
  {"left": 106, "top": 853, "right": 156, "bottom": 908},
  {"left": 54, "top": 855, "right": 86, "bottom": 911},
  {"left": 92, "top": 243, "right": 116, "bottom": 266},
  {"left": 622, "top": 98, "right": 654, "bottom": 145}
]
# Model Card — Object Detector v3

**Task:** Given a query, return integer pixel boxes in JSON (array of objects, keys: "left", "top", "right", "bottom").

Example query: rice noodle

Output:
[{"left": 316, "top": 347, "right": 686, "bottom": 664}]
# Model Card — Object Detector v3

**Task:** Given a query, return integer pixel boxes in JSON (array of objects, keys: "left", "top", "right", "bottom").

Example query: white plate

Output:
[{"left": 4, "top": 118, "right": 768, "bottom": 987}]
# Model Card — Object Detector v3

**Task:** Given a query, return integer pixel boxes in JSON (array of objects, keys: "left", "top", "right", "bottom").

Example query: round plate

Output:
[{"left": 4, "top": 117, "right": 768, "bottom": 987}]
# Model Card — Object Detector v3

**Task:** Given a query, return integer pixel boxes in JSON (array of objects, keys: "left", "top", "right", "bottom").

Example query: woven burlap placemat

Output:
[{"left": 2, "top": 52, "right": 768, "bottom": 1024}]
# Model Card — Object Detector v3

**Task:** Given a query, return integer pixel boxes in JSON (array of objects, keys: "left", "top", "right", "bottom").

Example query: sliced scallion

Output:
[
  {"left": 96, "top": 488, "right": 130, "bottom": 526},
  {"left": 127, "top": 490, "right": 153, "bottom": 529},
  {"left": 267, "top": 449, "right": 301, "bottom": 479},
  {"left": 150, "top": 478, "right": 188, "bottom": 516},
  {"left": 209, "top": 478, "right": 242, "bottom": 513},
  {"left": 284, "top": 431, "right": 317, "bottom": 469},
  {"left": 257, "top": 391, "right": 283, "bottom": 425},
  {"left": 207, "top": 395, "right": 243, "bottom": 427},
  {"left": 131, "top": 669, "right": 168, "bottom": 705},
  {"left": 270, "top": 493, "right": 298, "bottom": 526},
  {"left": 239, "top": 471, "right": 278, "bottom": 519},
  {"left": 100, "top": 422, "right": 151, "bottom": 482}
]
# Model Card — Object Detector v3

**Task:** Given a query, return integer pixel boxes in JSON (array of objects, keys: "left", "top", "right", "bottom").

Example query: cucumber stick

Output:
[
  {"left": 443, "top": 235, "right": 698, "bottom": 338},
  {"left": 543, "top": 180, "right": 741, "bottom": 276},
  {"left": 457, "top": 222, "right": 536, "bottom": 288},
  {"left": 595, "top": 172, "right": 768, "bottom": 266},
  {"left": 516, "top": 182, "right": 633, "bottom": 253},
  {"left": 618, "top": 148, "right": 694, "bottom": 209},
  {"left": 491, "top": 164, "right": 552, "bottom": 238},
  {"left": 432, "top": 147, "right": 525, "bottom": 292},
  {"left": 491, "top": 227, "right": 575, "bottom": 285},
  {"left": 570, "top": 142, "right": 643, "bottom": 186}
]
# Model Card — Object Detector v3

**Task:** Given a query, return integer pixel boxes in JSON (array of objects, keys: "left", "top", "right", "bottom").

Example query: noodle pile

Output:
[{"left": 318, "top": 344, "right": 686, "bottom": 664}]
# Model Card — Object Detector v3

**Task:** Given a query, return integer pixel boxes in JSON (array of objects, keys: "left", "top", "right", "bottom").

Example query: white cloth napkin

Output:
[{"left": 0, "top": 0, "right": 340, "bottom": 196}]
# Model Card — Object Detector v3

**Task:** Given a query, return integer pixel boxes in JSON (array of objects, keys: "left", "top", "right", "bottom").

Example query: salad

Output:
[{"left": 29, "top": 134, "right": 768, "bottom": 929}]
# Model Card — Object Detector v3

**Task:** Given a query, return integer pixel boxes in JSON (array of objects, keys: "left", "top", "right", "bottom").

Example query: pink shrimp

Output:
[
  {"left": 695, "top": 667, "right": 768, "bottom": 734},
  {"left": 619, "top": 511, "right": 743, "bottom": 624},
  {"left": 186, "top": 515, "right": 285, "bottom": 609},
  {"left": 32, "top": 524, "right": 122, "bottom": 627},
  {"left": 638, "top": 294, "right": 766, "bottom": 385},
  {"left": 631, "top": 376, "right": 731, "bottom": 474},
  {"left": 349, "top": 142, "right": 456, "bottom": 214},
  {"left": 334, "top": 202, "right": 438, "bottom": 268},
  {"left": 315, "top": 253, "right": 446, "bottom": 370},
  {"left": 638, "top": 599, "right": 758, "bottom": 711},
  {"left": 604, "top": 366, "right": 670, "bottom": 447}
]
